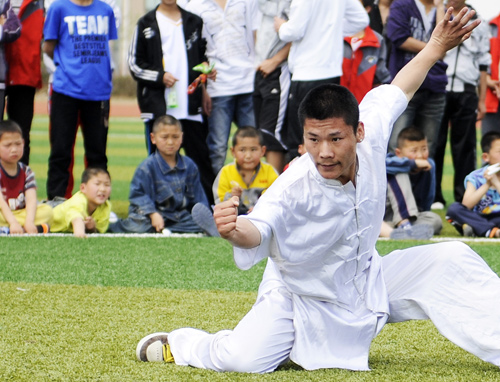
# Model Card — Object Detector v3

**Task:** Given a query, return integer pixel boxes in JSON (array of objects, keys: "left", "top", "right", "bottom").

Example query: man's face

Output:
[
  {"left": 303, "top": 117, "right": 364, "bottom": 184},
  {"left": 396, "top": 139, "right": 429, "bottom": 160}
]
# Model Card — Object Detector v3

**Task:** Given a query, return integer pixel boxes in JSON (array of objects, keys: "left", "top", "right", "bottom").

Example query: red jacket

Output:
[
  {"left": 5, "top": 0, "right": 44, "bottom": 88},
  {"left": 341, "top": 27, "right": 391, "bottom": 103},
  {"left": 486, "top": 14, "right": 500, "bottom": 114}
]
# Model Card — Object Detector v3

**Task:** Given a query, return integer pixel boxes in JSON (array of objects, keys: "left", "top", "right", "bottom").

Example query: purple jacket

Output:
[{"left": 386, "top": 0, "right": 447, "bottom": 93}]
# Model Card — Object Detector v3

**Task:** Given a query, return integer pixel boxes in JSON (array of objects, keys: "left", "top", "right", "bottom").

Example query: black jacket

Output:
[{"left": 128, "top": 6, "right": 207, "bottom": 120}]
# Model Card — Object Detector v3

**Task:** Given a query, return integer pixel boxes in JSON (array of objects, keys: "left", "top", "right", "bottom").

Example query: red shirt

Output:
[{"left": 0, "top": 163, "right": 36, "bottom": 210}]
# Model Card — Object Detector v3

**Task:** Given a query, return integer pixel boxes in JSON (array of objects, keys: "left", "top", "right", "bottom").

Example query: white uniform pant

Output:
[{"left": 168, "top": 242, "right": 500, "bottom": 373}]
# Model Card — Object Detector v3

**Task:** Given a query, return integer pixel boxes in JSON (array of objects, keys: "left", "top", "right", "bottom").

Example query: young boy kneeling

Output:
[
  {"left": 213, "top": 126, "right": 279, "bottom": 215},
  {"left": 0, "top": 121, "right": 52, "bottom": 234},
  {"left": 383, "top": 127, "right": 442, "bottom": 239},
  {"left": 110, "top": 115, "right": 217, "bottom": 236},
  {"left": 447, "top": 132, "right": 500, "bottom": 237},
  {"left": 50, "top": 168, "right": 112, "bottom": 238}
]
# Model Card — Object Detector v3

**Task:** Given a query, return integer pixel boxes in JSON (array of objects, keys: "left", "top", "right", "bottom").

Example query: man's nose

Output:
[{"left": 319, "top": 142, "right": 333, "bottom": 158}]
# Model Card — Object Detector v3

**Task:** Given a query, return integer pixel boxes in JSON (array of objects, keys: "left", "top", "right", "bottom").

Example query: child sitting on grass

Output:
[
  {"left": 50, "top": 167, "right": 112, "bottom": 238},
  {"left": 109, "top": 115, "right": 218, "bottom": 236},
  {"left": 0, "top": 120, "right": 52, "bottom": 234},
  {"left": 447, "top": 132, "right": 500, "bottom": 237},
  {"left": 383, "top": 126, "right": 442, "bottom": 238},
  {"left": 213, "top": 126, "right": 279, "bottom": 215}
]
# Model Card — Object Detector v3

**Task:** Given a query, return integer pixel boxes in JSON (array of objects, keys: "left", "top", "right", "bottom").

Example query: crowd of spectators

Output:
[{"left": 1, "top": 0, "right": 500, "bottom": 238}]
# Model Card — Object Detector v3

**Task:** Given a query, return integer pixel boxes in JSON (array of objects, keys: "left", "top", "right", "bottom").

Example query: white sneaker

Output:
[
  {"left": 431, "top": 202, "right": 444, "bottom": 210},
  {"left": 109, "top": 211, "right": 118, "bottom": 224},
  {"left": 136, "top": 332, "right": 170, "bottom": 362}
]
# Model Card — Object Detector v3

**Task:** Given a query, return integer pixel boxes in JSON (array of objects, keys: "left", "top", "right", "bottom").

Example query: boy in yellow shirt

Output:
[
  {"left": 50, "top": 168, "right": 112, "bottom": 238},
  {"left": 213, "top": 126, "right": 279, "bottom": 215}
]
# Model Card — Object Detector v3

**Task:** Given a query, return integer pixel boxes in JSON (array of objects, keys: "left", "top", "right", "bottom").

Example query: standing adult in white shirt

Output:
[
  {"left": 274, "top": 0, "right": 369, "bottom": 159},
  {"left": 185, "top": 0, "right": 260, "bottom": 175}
]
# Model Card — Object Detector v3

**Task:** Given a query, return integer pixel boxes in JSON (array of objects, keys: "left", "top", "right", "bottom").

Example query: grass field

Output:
[
  {"left": 1, "top": 238, "right": 500, "bottom": 381},
  {"left": 1, "top": 114, "right": 498, "bottom": 381}
]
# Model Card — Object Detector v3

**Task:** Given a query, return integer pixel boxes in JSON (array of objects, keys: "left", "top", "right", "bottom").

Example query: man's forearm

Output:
[{"left": 226, "top": 217, "right": 261, "bottom": 249}]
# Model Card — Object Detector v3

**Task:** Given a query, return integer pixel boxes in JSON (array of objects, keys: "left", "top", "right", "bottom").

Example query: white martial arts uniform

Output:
[{"left": 168, "top": 85, "right": 500, "bottom": 372}]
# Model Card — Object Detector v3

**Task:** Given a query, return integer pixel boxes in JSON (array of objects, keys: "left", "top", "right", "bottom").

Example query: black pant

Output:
[
  {"left": 47, "top": 91, "right": 109, "bottom": 199},
  {"left": 284, "top": 77, "right": 340, "bottom": 160},
  {"left": 180, "top": 118, "right": 216, "bottom": 206},
  {"left": 6, "top": 85, "right": 36, "bottom": 165},
  {"left": 434, "top": 89, "right": 478, "bottom": 204}
]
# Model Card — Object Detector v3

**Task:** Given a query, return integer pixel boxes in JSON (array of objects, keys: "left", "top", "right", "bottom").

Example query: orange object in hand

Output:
[{"left": 187, "top": 74, "right": 207, "bottom": 94}]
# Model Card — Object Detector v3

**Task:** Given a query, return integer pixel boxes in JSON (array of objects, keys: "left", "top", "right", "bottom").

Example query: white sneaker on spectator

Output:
[{"left": 431, "top": 202, "right": 444, "bottom": 210}]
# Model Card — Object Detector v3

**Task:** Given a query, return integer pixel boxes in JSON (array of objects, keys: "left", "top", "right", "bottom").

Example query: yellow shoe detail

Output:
[{"left": 163, "top": 344, "right": 174, "bottom": 363}]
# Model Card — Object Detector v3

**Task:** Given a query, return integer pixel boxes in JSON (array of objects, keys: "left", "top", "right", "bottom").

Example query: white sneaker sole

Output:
[{"left": 136, "top": 332, "right": 169, "bottom": 362}]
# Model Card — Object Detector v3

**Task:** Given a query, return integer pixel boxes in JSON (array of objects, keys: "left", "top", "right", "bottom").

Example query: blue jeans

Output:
[
  {"left": 207, "top": 93, "right": 255, "bottom": 174},
  {"left": 109, "top": 211, "right": 202, "bottom": 234},
  {"left": 388, "top": 89, "right": 446, "bottom": 158},
  {"left": 447, "top": 202, "right": 500, "bottom": 237}
]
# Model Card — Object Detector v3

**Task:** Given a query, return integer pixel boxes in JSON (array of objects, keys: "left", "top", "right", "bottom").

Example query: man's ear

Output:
[
  {"left": 261, "top": 145, "right": 267, "bottom": 157},
  {"left": 356, "top": 122, "right": 365, "bottom": 143}
]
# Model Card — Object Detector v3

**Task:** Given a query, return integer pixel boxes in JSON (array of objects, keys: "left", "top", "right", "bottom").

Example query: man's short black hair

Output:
[
  {"left": 298, "top": 84, "right": 359, "bottom": 133},
  {"left": 481, "top": 131, "right": 500, "bottom": 154}
]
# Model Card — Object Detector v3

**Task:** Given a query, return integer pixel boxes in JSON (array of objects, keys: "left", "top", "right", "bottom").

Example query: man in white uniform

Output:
[{"left": 136, "top": 7, "right": 500, "bottom": 373}]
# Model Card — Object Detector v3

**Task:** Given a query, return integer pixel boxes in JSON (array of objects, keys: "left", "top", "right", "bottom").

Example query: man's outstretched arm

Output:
[{"left": 392, "top": 6, "right": 480, "bottom": 101}]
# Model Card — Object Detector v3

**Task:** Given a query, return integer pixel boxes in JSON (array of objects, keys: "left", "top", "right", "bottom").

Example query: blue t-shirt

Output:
[
  {"left": 464, "top": 167, "right": 500, "bottom": 214},
  {"left": 44, "top": 0, "right": 118, "bottom": 100}
]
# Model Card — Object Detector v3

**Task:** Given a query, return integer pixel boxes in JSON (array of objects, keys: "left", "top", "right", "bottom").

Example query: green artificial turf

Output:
[
  {"left": 0, "top": 237, "right": 263, "bottom": 291},
  {"left": 1, "top": 238, "right": 500, "bottom": 381},
  {"left": 2, "top": 112, "right": 496, "bottom": 380}
]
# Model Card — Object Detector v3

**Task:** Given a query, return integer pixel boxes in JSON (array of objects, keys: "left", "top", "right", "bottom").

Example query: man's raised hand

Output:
[{"left": 429, "top": 6, "right": 480, "bottom": 57}]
